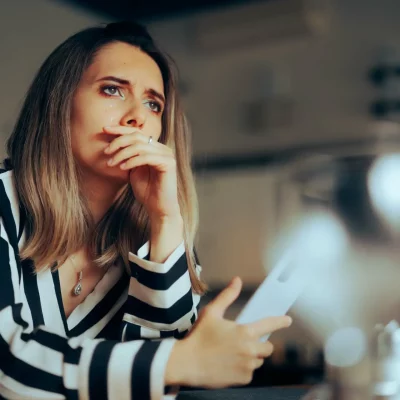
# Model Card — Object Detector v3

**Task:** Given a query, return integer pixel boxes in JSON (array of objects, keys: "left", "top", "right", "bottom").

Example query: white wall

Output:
[
  {"left": 195, "top": 168, "right": 282, "bottom": 286},
  {"left": 148, "top": 0, "right": 400, "bottom": 157}
]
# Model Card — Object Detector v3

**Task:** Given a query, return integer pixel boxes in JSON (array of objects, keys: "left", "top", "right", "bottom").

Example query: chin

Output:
[
  {"left": 76, "top": 155, "right": 130, "bottom": 185},
  {"left": 103, "top": 164, "right": 130, "bottom": 183},
  {"left": 81, "top": 161, "right": 130, "bottom": 185}
]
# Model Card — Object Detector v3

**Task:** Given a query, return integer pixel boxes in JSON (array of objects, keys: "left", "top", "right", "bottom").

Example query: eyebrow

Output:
[{"left": 96, "top": 75, "right": 165, "bottom": 105}]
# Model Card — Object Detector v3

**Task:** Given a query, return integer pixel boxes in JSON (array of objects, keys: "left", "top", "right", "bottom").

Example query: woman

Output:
[{"left": 0, "top": 21, "right": 292, "bottom": 399}]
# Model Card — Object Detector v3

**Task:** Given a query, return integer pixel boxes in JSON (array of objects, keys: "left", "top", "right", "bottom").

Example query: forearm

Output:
[
  {"left": 149, "top": 215, "right": 184, "bottom": 263},
  {"left": 126, "top": 227, "right": 200, "bottom": 338}
]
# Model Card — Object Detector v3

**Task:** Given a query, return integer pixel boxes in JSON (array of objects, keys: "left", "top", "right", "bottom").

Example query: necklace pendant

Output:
[
  {"left": 73, "top": 282, "right": 82, "bottom": 296},
  {"left": 73, "top": 271, "right": 83, "bottom": 296}
]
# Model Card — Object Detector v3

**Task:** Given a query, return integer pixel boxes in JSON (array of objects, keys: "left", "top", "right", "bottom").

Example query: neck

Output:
[{"left": 79, "top": 168, "right": 127, "bottom": 224}]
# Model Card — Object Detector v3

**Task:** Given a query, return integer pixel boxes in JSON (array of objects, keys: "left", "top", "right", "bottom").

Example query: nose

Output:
[{"left": 121, "top": 103, "right": 146, "bottom": 129}]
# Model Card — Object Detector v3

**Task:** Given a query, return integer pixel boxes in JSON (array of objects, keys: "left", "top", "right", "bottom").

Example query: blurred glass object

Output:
[
  {"left": 301, "top": 320, "right": 400, "bottom": 400},
  {"left": 269, "top": 148, "right": 400, "bottom": 397}
]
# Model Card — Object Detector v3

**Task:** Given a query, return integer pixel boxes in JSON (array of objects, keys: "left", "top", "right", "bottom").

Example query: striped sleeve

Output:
[
  {"left": 0, "top": 214, "right": 176, "bottom": 399},
  {"left": 122, "top": 241, "right": 201, "bottom": 341}
]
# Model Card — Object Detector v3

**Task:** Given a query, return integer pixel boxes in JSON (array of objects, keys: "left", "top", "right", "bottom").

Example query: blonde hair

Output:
[{"left": 5, "top": 21, "right": 207, "bottom": 294}]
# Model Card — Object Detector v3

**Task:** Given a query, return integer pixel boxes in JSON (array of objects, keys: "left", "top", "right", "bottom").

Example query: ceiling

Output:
[{"left": 60, "top": 0, "right": 266, "bottom": 21}]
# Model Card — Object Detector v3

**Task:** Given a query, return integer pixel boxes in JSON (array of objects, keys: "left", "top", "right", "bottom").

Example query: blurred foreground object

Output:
[
  {"left": 270, "top": 145, "right": 400, "bottom": 394},
  {"left": 301, "top": 320, "right": 400, "bottom": 400},
  {"left": 271, "top": 148, "right": 400, "bottom": 338}
]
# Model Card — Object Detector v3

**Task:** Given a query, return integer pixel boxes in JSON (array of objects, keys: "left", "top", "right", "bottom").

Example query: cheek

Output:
[
  {"left": 149, "top": 117, "right": 163, "bottom": 141},
  {"left": 71, "top": 100, "right": 122, "bottom": 150},
  {"left": 71, "top": 100, "right": 118, "bottom": 134},
  {"left": 103, "top": 104, "right": 121, "bottom": 126},
  {"left": 70, "top": 100, "right": 120, "bottom": 164}
]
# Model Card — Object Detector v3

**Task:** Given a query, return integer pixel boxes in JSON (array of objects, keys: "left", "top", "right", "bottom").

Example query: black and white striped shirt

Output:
[{"left": 0, "top": 169, "right": 201, "bottom": 400}]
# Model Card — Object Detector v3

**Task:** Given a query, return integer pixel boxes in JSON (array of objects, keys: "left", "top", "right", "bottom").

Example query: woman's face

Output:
[{"left": 70, "top": 41, "right": 165, "bottom": 183}]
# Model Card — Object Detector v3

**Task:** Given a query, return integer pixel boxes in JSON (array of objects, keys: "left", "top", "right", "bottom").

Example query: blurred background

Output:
[{"left": 2, "top": 0, "right": 400, "bottom": 389}]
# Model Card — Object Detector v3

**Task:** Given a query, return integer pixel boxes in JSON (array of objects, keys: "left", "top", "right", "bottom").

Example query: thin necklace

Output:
[{"left": 70, "top": 255, "right": 83, "bottom": 296}]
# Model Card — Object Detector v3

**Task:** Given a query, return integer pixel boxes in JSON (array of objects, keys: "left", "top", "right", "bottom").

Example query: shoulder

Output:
[
  {"left": 0, "top": 168, "right": 18, "bottom": 207},
  {"left": 0, "top": 168, "right": 23, "bottom": 241},
  {"left": 0, "top": 167, "right": 15, "bottom": 185}
]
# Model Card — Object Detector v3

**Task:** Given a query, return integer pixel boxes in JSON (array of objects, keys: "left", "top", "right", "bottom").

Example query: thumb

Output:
[{"left": 209, "top": 276, "right": 242, "bottom": 317}]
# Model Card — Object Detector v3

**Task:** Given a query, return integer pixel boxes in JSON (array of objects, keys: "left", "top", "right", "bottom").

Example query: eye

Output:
[
  {"left": 144, "top": 100, "right": 162, "bottom": 113},
  {"left": 101, "top": 85, "right": 125, "bottom": 99}
]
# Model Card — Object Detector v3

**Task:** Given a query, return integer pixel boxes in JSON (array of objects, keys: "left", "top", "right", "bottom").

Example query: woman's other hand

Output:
[{"left": 165, "top": 276, "right": 292, "bottom": 388}]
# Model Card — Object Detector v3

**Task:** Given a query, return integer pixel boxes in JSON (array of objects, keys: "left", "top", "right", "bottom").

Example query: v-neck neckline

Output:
[
  {"left": 51, "top": 262, "right": 125, "bottom": 336},
  {"left": 51, "top": 269, "right": 70, "bottom": 335}
]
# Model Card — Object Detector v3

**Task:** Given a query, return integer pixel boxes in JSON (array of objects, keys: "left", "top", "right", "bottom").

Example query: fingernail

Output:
[
  {"left": 120, "top": 162, "right": 126, "bottom": 169},
  {"left": 104, "top": 146, "right": 110, "bottom": 153},
  {"left": 286, "top": 316, "right": 293, "bottom": 326},
  {"left": 107, "top": 158, "right": 114, "bottom": 166}
]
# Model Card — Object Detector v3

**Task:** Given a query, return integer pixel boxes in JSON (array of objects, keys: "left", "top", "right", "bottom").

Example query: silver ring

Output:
[{"left": 148, "top": 136, "right": 153, "bottom": 145}]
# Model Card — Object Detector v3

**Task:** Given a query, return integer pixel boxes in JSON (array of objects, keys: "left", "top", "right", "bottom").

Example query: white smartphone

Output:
[{"left": 235, "top": 251, "right": 307, "bottom": 341}]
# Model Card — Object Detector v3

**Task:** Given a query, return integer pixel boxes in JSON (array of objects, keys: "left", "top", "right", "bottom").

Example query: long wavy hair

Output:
[{"left": 4, "top": 21, "right": 206, "bottom": 294}]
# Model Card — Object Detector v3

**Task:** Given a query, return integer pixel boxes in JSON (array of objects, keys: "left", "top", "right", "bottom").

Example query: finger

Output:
[
  {"left": 247, "top": 315, "right": 292, "bottom": 338},
  {"left": 105, "top": 133, "right": 167, "bottom": 157},
  {"left": 253, "top": 358, "right": 264, "bottom": 370},
  {"left": 103, "top": 126, "right": 159, "bottom": 146},
  {"left": 103, "top": 126, "right": 143, "bottom": 136},
  {"left": 119, "top": 153, "right": 175, "bottom": 172},
  {"left": 207, "top": 277, "right": 242, "bottom": 317},
  {"left": 246, "top": 357, "right": 264, "bottom": 372},
  {"left": 256, "top": 341, "right": 274, "bottom": 358},
  {"left": 104, "top": 134, "right": 142, "bottom": 154},
  {"left": 107, "top": 143, "right": 165, "bottom": 167}
]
